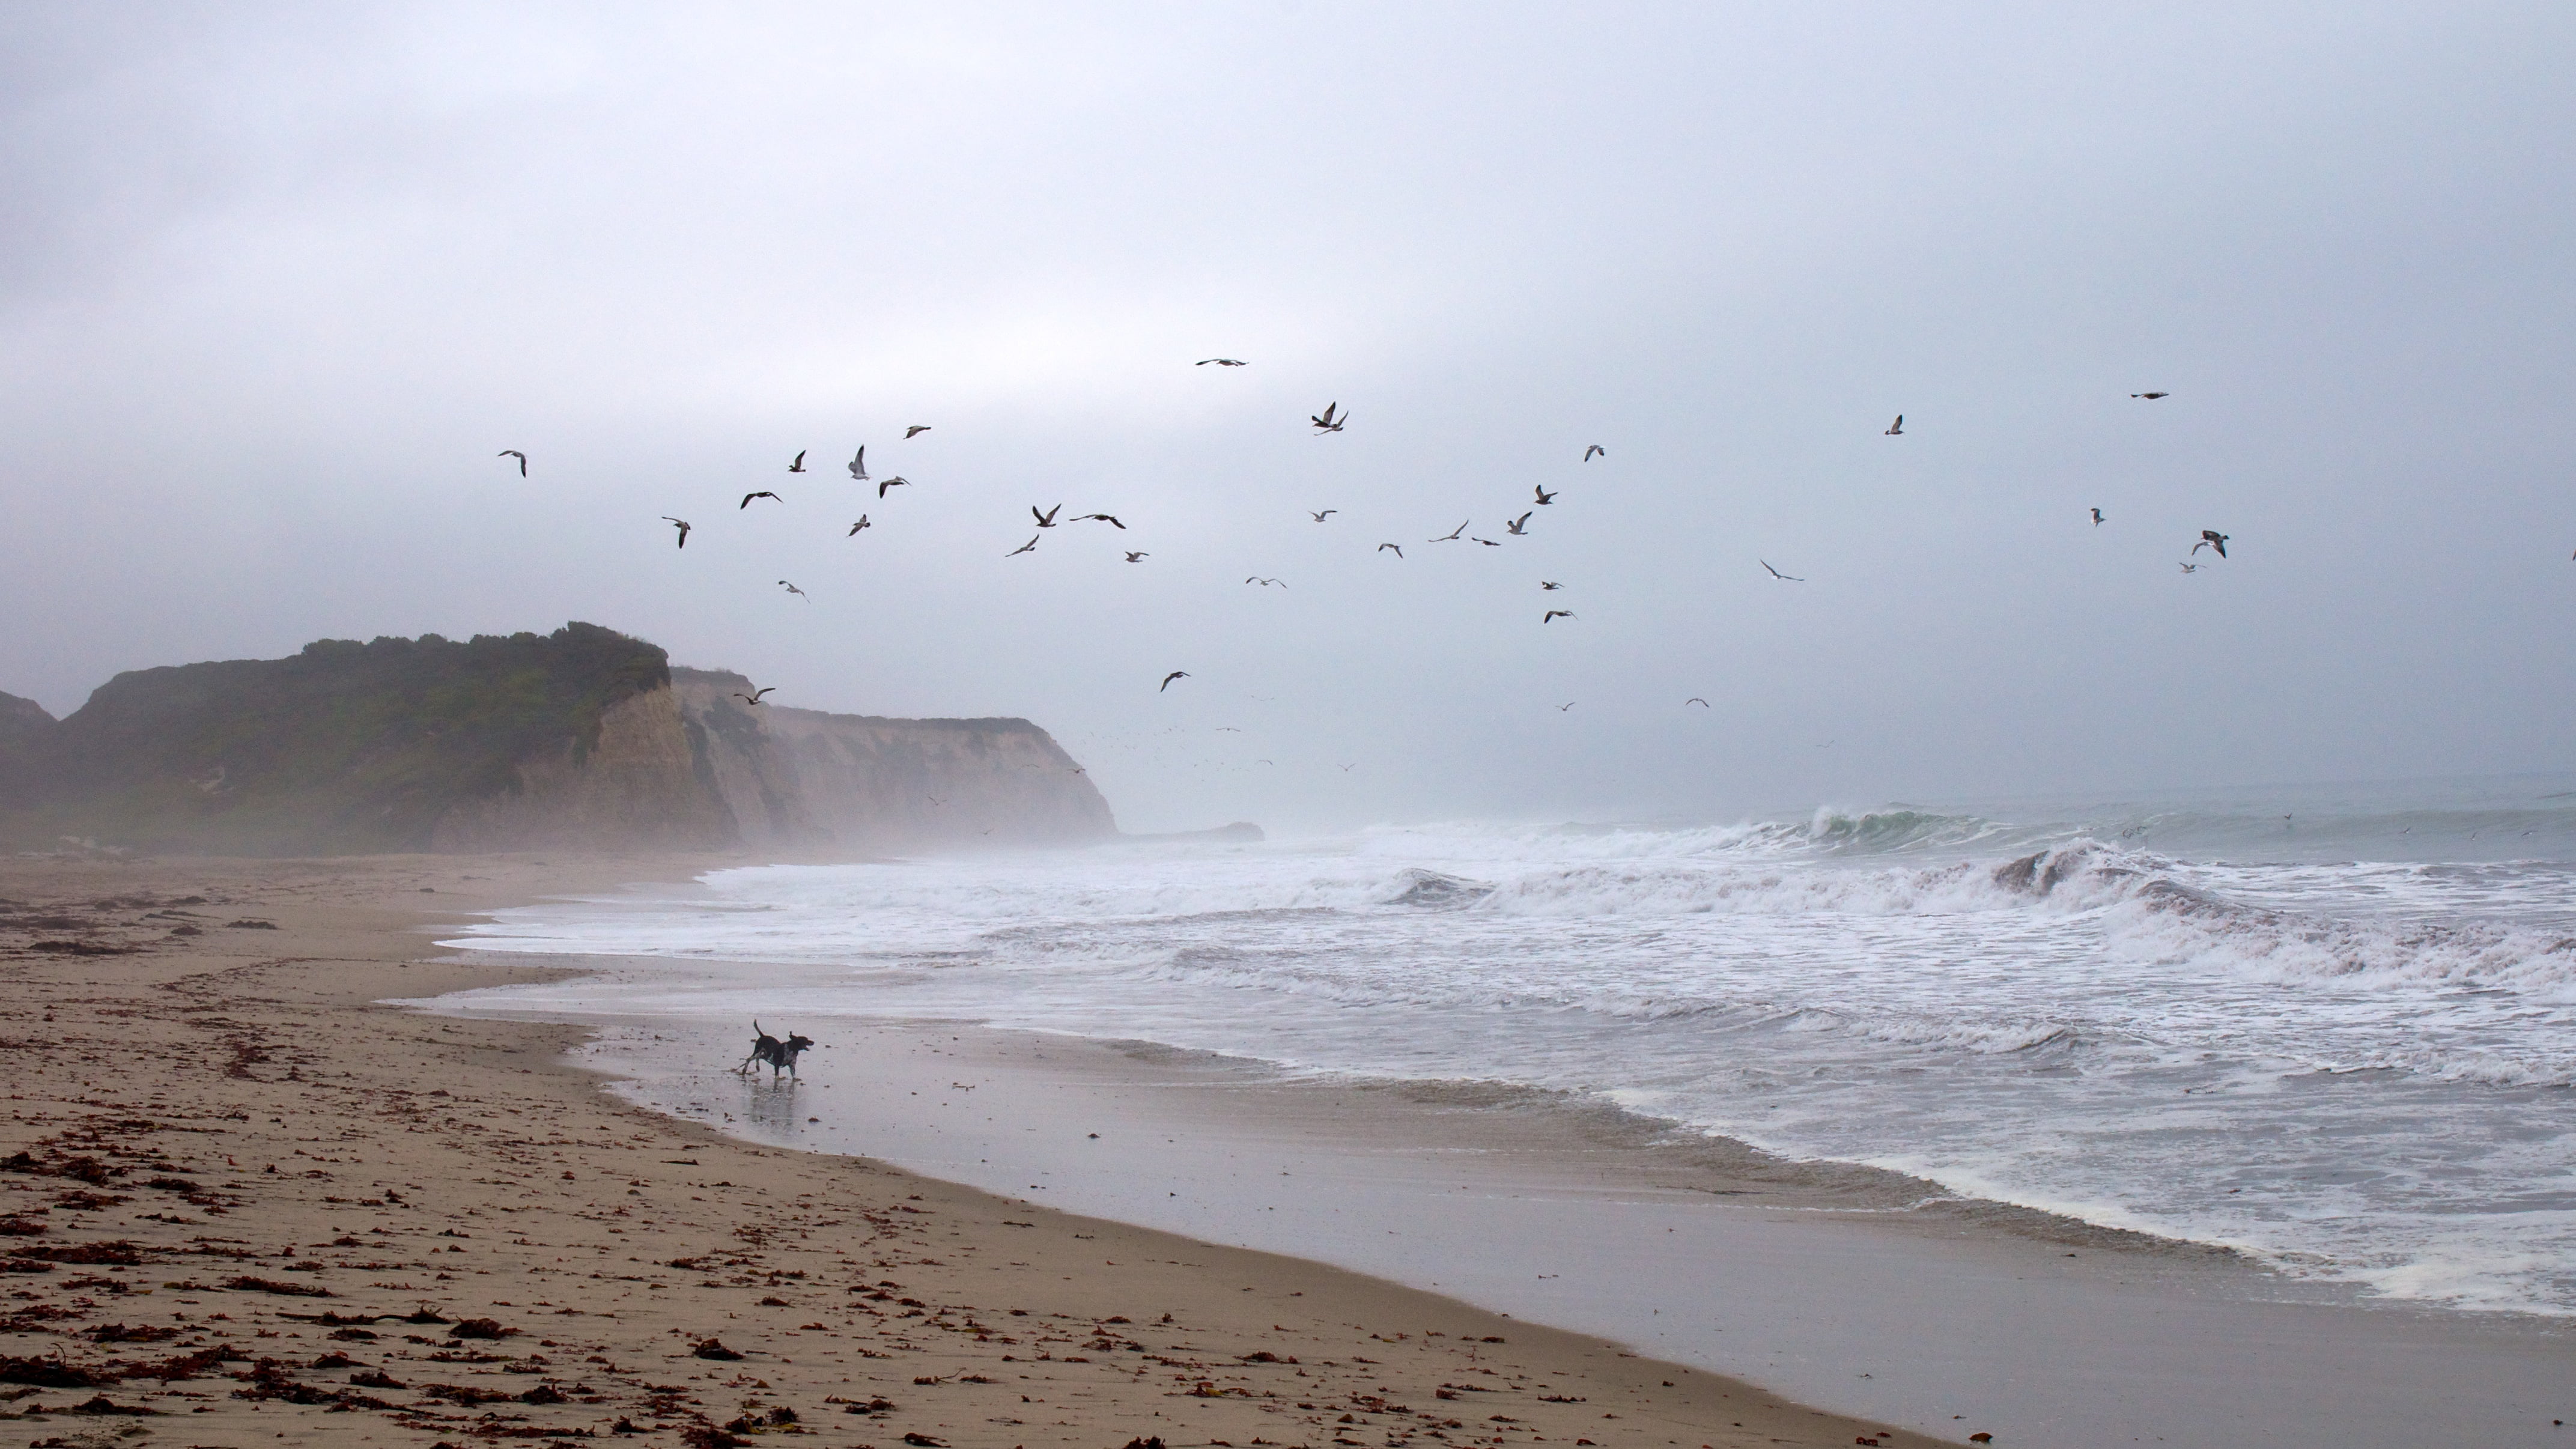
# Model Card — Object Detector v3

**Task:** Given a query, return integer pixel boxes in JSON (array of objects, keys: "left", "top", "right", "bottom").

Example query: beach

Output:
[{"left": 0, "top": 851, "right": 1951, "bottom": 1449}]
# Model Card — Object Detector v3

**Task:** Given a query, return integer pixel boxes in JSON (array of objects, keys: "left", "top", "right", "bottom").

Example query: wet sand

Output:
[
  {"left": 426, "top": 1005, "right": 2576, "bottom": 1449},
  {"left": 0, "top": 851, "right": 1955, "bottom": 1449}
]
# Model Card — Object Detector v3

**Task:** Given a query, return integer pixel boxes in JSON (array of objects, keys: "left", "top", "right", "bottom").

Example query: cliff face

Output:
[
  {"left": 669, "top": 669, "right": 1116, "bottom": 849},
  {"left": 0, "top": 624, "right": 681, "bottom": 855},
  {"left": 427, "top": 682, "right": 737, "bottom": 852},
  {"left": 0, "top": 692, "right": 58, "bottom": 807},
  {"left": 0, "top": 629, "right": 1115, "bottom": 856}
]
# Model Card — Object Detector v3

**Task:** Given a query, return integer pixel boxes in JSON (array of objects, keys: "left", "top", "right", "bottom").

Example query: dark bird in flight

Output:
[
  {"left": 1033, "top": 504, "right": 1062, "bottom": 527},
  {"left": 2192, "top": 529, "right": 2230, "bottom": 558},
  {"left": 1557, "top": 702, "right": 1575, "bottom": 711},
  {"left": 1431, "top": 520, "right": 1469, "bottom": 542},
  {"left": 1761, "top": 560, "right": 1805, "bottom": 582},
  {"left": 1686, "top": 697, "right": 1710, "bottom": 708},
  {"left": 1584, "top": 445, "right": 1604, "bottom": 461},
  {"left": 1197, "top": 358, "right": 1247, "bottom": 366},
  {"left": 1075, "top": 513, "right": 1125, "bottom": 528},
  {"left": 905, "top": 425, "right": 932, "bottom": 437},
  {"left": 662, "top": 516, "right": 691, "bottom": 548},
  {"left": 1310, "top": 401, "right": 1347, "bottom": 433},
  {"left": 498, "top": 449, "right": 527, "bottom": 475},
  {"left": 1543, "top": 610, "right": 1575, "bottom": 622},
  {"left": 847, "top": 515, "right": 871, "bottom": 536},
  {"left": 1534, "top": 485, "right": 1557, "bottom": 505},
  {"left": 734, "top": 686, "right": 775, "bottom": 706},
  {"left": 741, "top": 491, "right": 782, "bottom": 508},
  {"left": 2131, "top": 392, "right": 2169, "bottom": 399},
  {"left": 877, "top": 475, "right": 909, "bottom": 498},
  {"left": 1505, "top": 512, "right": 1532, "bottom": 535},
  {"left": 779, "top": 580, "right": 807, "bottom": 600},
  {"left": 1125, "top": 551, "right": 1148, "bottom": 562},
  {"left": 1378, "top": 542, "right": 1403, "bottom": 557},
  {"left": 1006, "top": 536, "right": 1039, "bottom": 556},
  {"left": 847, "top": 447, "right": 867, "bottom": 481},
  {"left": 788, "top": 450, "right": 807, "bottom": 473},
  {"left": 1540, "top": 580, "right": 1562, "bottom": 590},
  {"left": 1474, "top": 537, "right": 1501, "bottom": 547},
  {"left": 1340, "top": 763, "right": 1356, "bottom": 771},
  {"left": 2091, "top": 508, "right": 2105, "bottom": 526},
  {"left": 1885, "top": 415, "right": 1904, "bottom": 436},
  {"left": 1310, "top": 509, "right": 1337, "bottom": 522},
  {"left": 1159, "top": 670, "right": 1189, "bottom": 691},
  {"left": 1245, "top": 576, "right": 1285, "bottom": 588}
]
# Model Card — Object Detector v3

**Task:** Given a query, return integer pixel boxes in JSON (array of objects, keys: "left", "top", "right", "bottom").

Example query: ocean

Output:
[{"left": 447, "top": 773, "right": 2576, "bottom": 1320}]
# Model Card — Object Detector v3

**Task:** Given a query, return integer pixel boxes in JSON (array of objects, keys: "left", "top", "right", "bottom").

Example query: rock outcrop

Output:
[
  {"left": 670, "top": 669, "right": 1116, "bottom": 850},
  {"left": 0, "top": 626, "right": 1115, "bottom": 857}
]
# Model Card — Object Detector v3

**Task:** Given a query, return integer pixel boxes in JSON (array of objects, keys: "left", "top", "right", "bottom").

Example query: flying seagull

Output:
[
  {"left": 1197, "top": 358, "right": 1247, "bottom": 366},
  {"left": 1006, "top": 536, "right": 1039, "bottom": 556},
  {"left": 1430, "top": 520, "right": 1469, "bottom": 542},
  {"left": 1310, "top": 401, "right": 1347, "bottom": 433},
  {"left": 1474, "top": 537, "right": 1501, "bottom": 547},
  {"left": 1159, "top": 670, "right": 1189, "bottom": 691},
  {"left": 741, "top": 491, "right": 782, "bottom": 508},
  {"left": 877, "top": 475, "right": 909, "bottom": 498},
  {"left": 1557, "top": 702, "right": 1575, "bottom": 711},
  {"left": 2179, "top": 561, "right": 2200, "bottom": 574},
  {"left": 779, "top": 580, "right": 808, "bottom": 600},
  {"left": 1075, "top": 512, "right": 1124, "bottom": 528},
  {"left": 498, "top": 449, "right": 527, "bottom": 476},
  {"left": 1885, "top": 415, "right": 1904, "bottom": 436},
  {"left": 847, "top": 515, "right": 871, "bottom": 536},
  {"left": 1540, "top": 581, "right": 1561, "bottom": 590},
  {"left": 1246, "top": 576, "right": 1285, "bottom": 588},
  {"left": 1534, "top": 485, "right": 1557, "bottom": 505},
  {"left": 1033, "top": 504, "right": 1062, "bottom": 527},
  {"left": 1543, "top": 610, "right": 1575, "bottom": 622},
  {"left": 905, "top": 425, "right": 932, "bottom": 437},
  {"left": 788, "top": 450, "right": 807, "bottom": 473},
  {"left": 1584, "top": 445, "right": 1605, "bottom": 461},
  {"left": 2192, "top": 529, "right": 2230, "bottom": 558},
  {"left": 1377, "top": 542, "right": 1403, "bottom": 557},
  {"left": 2131, "top": 392, "right": 2169, "bottom": 399},
  {"left": 1686, "top": 697, "right": 1710, "bottom": 708},
  {"left": 1125, "top": 551, "right": 1149, "bottom": 562},
  {"left": 661, "top": 517, "right": 691, "bottom": 548},
  {"left": 1505, "top": 512, "right": 1532, "bottom": 535},
  {"left": 1761, "top": 560, "right": 1805, "bottom": 582},
  {"left": 2091, "top": 508, "right": 2105, "bottom": 526},
  {"left": 847, "top": 447, "right": 867, "bottom": 481},
  {"left": 1310, "top": 509, "right": 1337, "bottom": 522},
  {"left": 734, "top": 686, "right": 775, "bottom": 706}
]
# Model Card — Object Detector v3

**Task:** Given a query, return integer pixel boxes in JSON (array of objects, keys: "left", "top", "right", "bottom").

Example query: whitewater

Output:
[{"left": 449, "top": 775, "right": 2576, "bottom": 1319}]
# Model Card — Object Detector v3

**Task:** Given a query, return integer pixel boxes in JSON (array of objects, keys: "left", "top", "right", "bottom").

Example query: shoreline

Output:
[
  {"left": 430, "top": 988, "right": 2576, "bottom": 1449},
  {"left": 0, "top": 850, "right": 1962, "bottom": 1449}
]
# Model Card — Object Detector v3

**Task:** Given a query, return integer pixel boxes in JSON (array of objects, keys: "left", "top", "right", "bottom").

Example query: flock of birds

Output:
[{"left": 497, "top": 373, "right": 2232, "bottom": 708}]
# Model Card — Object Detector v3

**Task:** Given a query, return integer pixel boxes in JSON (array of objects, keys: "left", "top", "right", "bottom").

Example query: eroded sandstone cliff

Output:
[
  {"left": 0, "top": 628, "right": 1114, "bottom": 855},
  {"left": 670, "top": 669, "right": 1116, "bottom": 849}
]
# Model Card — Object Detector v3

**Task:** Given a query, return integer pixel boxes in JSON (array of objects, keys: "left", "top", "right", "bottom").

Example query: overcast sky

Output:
[{"left": 4, "top": 3, "right": 2572, "bottom": 832}]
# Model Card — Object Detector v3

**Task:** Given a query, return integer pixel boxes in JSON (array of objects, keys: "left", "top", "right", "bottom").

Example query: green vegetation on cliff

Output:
[{"left": 3, "top": 623, "right": 669, "bottom": 854}]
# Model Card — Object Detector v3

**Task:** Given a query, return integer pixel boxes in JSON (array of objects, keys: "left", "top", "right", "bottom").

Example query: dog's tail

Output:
[{"left": 753, "top": 1019, "right": 765, "bottom": 1039}]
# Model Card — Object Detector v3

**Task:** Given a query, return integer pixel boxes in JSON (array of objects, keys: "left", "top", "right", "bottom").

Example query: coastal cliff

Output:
[
  {"left": 670, "top": 669, "right": 1116, "bottom": 849},
  {"left": 0, "top": 625, "right": 1115, "bottom": 856}
]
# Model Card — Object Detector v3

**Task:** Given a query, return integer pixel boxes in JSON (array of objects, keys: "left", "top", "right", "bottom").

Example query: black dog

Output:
[{"left": 734, "top": 1021, "right": 814, "bottom": 1081}]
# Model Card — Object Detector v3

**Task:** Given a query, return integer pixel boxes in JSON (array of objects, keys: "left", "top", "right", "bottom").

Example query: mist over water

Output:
[{"left": 454, "top": 773, "right": 2576, "bottom": 1317}]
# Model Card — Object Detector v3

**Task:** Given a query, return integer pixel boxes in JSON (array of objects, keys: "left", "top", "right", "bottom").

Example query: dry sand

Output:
[{"left": 0, "top": 852, "right": 1960, "bottom": 1449}]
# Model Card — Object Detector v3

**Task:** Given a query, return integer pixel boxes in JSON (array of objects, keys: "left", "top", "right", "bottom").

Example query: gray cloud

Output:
[{"left": 4, "top": 2, "right": 2572, "bottom": 831}]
